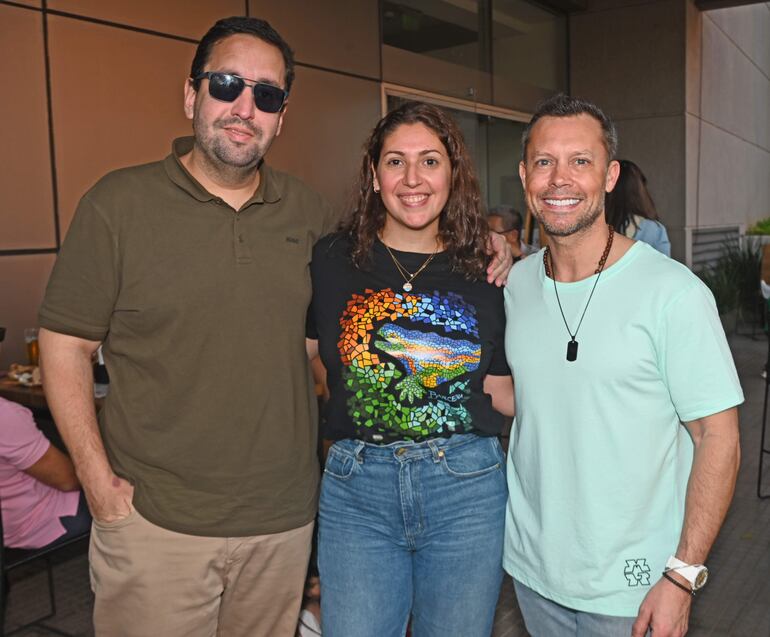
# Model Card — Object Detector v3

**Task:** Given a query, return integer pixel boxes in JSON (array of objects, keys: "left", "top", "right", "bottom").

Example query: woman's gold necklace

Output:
[{"left": 382, "top": 239, "right": 439, "bottom": 292}]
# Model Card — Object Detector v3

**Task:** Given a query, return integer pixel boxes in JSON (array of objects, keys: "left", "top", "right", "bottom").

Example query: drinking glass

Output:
[{"left": 24, "top": 328, "right": 39, "bottom": 366}]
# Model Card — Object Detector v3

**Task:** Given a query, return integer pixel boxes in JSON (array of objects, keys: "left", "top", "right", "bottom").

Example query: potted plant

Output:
[{"left": 698, "top": 240, "right": 762, "bottom": 335}]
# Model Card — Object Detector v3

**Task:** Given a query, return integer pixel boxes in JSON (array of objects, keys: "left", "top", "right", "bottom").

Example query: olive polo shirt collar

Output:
[{"left": 164, "top": 136, "right": 281, "bottom": 208}]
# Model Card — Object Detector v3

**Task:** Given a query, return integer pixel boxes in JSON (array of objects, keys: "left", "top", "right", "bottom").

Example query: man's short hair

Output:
[
  {"left": 521, "top": 93, "right": 618, "bottom": 163},
  {"left": 190, "top": 17, "right": 295, "bottom": 94},
  {"left": 489, "top": 206, "right": 523, "bottom": 233}
]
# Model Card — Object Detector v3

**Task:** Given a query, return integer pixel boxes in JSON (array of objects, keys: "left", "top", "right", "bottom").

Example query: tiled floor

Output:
[{"left": 5, "top": 333, "right": 770, "bottom": 636}]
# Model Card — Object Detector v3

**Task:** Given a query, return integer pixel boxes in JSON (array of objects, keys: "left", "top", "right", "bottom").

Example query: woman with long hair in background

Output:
[{"left": 605, "top": 158, "right": 671, "bottom": 256}]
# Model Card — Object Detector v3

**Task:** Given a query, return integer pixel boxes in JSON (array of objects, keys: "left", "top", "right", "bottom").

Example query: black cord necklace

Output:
[{"left": 543, "top": 224, "right": 614, "bottom": 362}]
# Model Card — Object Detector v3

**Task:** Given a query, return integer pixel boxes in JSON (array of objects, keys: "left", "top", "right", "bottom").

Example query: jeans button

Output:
[{"left": 396, "top": 447, "right": 407, "bottom": 456}]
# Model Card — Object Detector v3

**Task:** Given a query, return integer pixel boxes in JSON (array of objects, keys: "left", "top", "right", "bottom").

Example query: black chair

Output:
[{"left": 0, "top": 495, "right": 89, "bottom": 636}]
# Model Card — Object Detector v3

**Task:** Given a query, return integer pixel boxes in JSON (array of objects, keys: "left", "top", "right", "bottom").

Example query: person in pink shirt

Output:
[{"left": 0, "top": 397, "right": 90, "bottom": 549}]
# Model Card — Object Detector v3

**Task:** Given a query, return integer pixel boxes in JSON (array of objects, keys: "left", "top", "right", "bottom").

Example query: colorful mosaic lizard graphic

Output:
[
  {"left": 375, "top": 325, "right": 480, "bottom": 402},
  {"left": 337, "top": 288, "right": 481, "bottom": 438}
]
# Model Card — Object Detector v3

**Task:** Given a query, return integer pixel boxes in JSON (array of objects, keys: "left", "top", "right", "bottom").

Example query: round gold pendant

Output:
[{"left": 403, "top": 282, "right": 413, "bottom": 292}]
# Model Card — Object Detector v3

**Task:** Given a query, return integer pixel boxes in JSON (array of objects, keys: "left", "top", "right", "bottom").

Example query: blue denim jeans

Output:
[
  {"left": 514, "top": 579, "right": 651, "bottom": 637},
  {"left": 318, "top": 433, "right": 507, "bottom": 637}
]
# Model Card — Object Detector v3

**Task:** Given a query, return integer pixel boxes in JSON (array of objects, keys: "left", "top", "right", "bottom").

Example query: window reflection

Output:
[
  {"left": 382, "top": 0, "right": 485, "bottom": 72},
  {"left": 492, "top": 0, "right": 567, "bottom": 96},
  {"left": 382, "top": 0, "right": 566, "bottom": 110}
]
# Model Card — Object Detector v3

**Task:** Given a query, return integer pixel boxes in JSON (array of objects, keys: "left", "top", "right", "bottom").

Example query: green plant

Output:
[
  {"left": 698, "top": 262, "right": 738, "bottom": 315},
  {"left": 697, "top": 240, "right": 762, "bottom": 321},
  {"left": 747, "top": 217, "right": 770, "bottom": 235}
]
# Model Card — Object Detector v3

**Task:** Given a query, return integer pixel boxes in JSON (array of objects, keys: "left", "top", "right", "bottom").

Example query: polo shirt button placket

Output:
[{"left": 233, "top": 215, "right": 252, "bottom": 264}]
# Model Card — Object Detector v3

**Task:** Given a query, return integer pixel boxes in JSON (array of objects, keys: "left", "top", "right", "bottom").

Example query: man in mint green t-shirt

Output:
[{"left": 503, "top": 94, "right": 743, "bottom": 637}]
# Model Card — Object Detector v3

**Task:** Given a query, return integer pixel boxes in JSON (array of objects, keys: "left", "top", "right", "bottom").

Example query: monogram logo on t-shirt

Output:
[{"left": 624, "top": 558, "right": 651, "bottom": 587}]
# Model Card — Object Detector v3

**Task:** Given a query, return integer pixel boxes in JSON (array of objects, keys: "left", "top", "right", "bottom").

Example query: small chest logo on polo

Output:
[{"left": 624, "top": 559, "right": 651, "bottom": 587}]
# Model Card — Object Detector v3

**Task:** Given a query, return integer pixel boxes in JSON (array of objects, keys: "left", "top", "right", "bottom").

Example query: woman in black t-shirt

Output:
[{"left": 307, "top": 101, "right": 514, "bottom": 637}]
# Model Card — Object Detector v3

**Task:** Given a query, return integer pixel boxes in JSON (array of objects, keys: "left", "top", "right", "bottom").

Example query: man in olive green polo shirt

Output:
[{"left": 38, "top": 17, "right": 333, "bottom": 637}]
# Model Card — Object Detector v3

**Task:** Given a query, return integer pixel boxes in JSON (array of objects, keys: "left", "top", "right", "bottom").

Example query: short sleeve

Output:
[
  {"left": 486, "top": 285, "right": 511, "bottom": 376},
  {"left": 653, "top": 222, "right": 671, "bottom": 257},
  {"left": 38, "top": 193, "right": 119, "bottom": 341},
  {"left": 306, "top": 302, "right": 318, "bottom": 340},
  {"left": 0, "top": 400, "right": 50, "bottom": 471},
  {"left": 307, "top": 239, "right": 323, "bottom": 340},
  {"left": 635, "top": 219, "right": 671, "bottom": 257},
  {"left": 659, "top": 281, "right": 744, "bottom": 422}
]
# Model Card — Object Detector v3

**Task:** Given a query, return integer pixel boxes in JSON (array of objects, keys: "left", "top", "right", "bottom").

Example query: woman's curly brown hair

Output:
[{"left": 340, "top": 101, "right": 490, "bottom": 279}]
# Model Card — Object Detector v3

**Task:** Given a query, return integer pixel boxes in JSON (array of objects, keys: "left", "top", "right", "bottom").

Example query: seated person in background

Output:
[
  {"left": 0, "top": 397, "right": 90, "bottom": 549},
  {"left": 605, "top": 158, "right": 671, "bottom": 256},
  {"left": 488, "top": 206, "right": 533, "bottom": 263}
]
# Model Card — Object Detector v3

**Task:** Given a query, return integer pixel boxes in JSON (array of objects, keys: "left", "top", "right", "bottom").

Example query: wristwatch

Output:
[{"left": 665, "top": 556, "right": 709, "bottom": 592}]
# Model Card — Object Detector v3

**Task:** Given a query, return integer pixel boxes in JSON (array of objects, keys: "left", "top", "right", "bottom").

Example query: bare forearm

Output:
[
  {"left": 633, "top": 409, "right": 740, "bottom": 637},
  {"left": 39, "top": 329, "right": 112, "bottom": 486},
  {"left": 40, "top": 329, "right": 135, "bottom": 521},
  {"left": 677, "top": 408, "right": 740, "bottom": 563},
  {"left": 24, "top": 445, "right": 81, "bottom": 491}
]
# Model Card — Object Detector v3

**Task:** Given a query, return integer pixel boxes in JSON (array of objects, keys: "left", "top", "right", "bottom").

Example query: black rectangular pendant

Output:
[{"left": 566, "top": 339, "right": 578, "bottom": 362}]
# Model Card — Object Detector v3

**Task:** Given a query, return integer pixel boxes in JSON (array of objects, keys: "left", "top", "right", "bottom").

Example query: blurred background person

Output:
[
  {"left": 0, "top": 397, "right": 91, "bottom": 550},
  {"left": 488, "top": 206, "right": 534, "bottom": 263},
  {"left": 605, "top": 159, "right": 671, "bottom": 256},
  {"left": 0, "top": 330, "right": 90, "bottom": 551}
]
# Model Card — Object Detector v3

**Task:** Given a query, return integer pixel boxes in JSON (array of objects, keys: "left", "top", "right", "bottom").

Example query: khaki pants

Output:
[{"left": 89, "top": 508, "right": 314, "bottom": 637}]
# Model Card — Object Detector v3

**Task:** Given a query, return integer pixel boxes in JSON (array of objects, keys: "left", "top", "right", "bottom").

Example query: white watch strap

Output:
[
  {"left": 665, "top": 556, "right": 688, "bottom": 570},
  {"left": 665, "top": 556, "right": 704, "bottom": 585}
]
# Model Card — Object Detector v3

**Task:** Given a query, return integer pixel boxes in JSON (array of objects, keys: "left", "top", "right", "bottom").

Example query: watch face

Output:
[{"left": 694, "top": 568, "right": 709, "bottom": 590}]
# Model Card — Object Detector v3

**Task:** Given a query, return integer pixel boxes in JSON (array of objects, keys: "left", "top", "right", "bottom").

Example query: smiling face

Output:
[
  {"left": 374, "top": 122, "right": 452, "bottom": 246},
  {"left": 183, "top": 34, "right": 287, "bottom": 173},
  {"left": 519, "top": 114, "right": 619, "bottom": 238}
]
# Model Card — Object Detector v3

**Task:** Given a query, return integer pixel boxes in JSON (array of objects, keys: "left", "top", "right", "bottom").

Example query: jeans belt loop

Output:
[
  {"left": 427, "top": 439, "right": 443, "bottom": 463},
  {"left": 354, "top": 440, "right": 366, "bottom": 464}
]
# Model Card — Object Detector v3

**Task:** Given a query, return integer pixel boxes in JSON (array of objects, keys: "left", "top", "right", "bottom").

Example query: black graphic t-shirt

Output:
[{"left": 308, "top": 233, "right": 510, "bottom": 443}]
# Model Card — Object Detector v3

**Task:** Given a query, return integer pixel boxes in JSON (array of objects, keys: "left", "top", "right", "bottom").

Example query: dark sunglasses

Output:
[{"left": 194, "top": 72, "right": 288, "bottom": 114}]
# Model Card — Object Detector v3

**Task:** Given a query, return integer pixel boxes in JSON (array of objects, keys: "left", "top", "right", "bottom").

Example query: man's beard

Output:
[
  {"left": 533, "top": 196, "right": 604, "bottom": 238},
  {"left": 193, "top": 115, "right": 268, "bottom": 170}
]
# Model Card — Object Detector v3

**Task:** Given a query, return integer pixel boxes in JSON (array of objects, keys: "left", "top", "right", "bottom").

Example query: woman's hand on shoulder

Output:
[{"left": 486, "top": 232, "right": 514, "bottom": 287}]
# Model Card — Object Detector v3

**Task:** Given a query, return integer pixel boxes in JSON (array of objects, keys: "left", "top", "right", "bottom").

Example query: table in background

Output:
[
  {"left": 0, "top": 376, "right": 48, "bottom": 411},
  {"left": 0, "top": 374, "right": 101, "bottom": 452}
]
